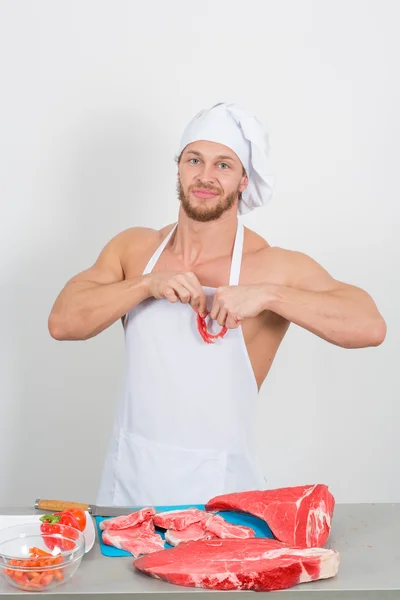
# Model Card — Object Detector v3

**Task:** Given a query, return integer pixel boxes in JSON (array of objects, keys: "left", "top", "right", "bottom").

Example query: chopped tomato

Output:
[{"left": 3, "top": 550, "right": 64, "bottom": 590}]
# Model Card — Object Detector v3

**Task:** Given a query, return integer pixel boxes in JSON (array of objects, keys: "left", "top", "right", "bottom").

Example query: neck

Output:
[{"left": 171, "top": 206, "right": 239, "bottom": 268}]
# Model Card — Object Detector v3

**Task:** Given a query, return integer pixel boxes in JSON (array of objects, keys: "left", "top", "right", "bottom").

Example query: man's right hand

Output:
[{"left": 146, "top": 271, "right": 208, "bottom": 317}]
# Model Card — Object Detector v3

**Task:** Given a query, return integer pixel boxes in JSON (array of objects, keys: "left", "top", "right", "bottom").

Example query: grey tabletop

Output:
[{"left": 0, "top": 503, "right": 398, "bottom": 599}]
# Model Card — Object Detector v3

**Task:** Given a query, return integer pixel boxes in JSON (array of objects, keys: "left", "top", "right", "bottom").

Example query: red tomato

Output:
[
  {"left": 40, "top": 522, "right": 79, "bottom": 552},
  {"left": 52, "top": 509, "right": 86, "bottom": 532},
  {"left": 67, "top": 509, "right": 86, "bottom": 532},
  {"left": 54, "top": 511, "right": 79, "bottom": 529}
]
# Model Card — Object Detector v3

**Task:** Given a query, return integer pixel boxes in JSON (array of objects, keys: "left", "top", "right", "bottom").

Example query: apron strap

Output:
[
  {"left": 229, "top": 221, "right": 244, "bottom": 286},
  {"left": 143, "top": 223, "right": 178, "bottom": 275}
]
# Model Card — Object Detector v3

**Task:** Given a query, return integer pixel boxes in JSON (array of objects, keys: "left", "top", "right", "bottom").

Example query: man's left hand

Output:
[{"left": 210, "top": 284, "right": 271, "bottom": 329}]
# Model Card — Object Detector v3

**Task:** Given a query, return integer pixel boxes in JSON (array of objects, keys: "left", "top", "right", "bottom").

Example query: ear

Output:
[
  {"left": 176, "top": 152, "right": 182, "bottom": 177},
  {"left": 239, "top": 173, "right": 249, "bottom": 194}
]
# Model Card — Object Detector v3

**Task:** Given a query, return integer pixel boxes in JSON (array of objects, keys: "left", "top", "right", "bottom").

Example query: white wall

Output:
[{"left": 0, "top": 0, "right": 398, "bottom": 507}]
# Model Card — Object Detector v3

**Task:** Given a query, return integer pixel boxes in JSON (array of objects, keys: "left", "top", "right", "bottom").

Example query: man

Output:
[{"left": 48, "top": 102, "right": 386, "bottom": 507}]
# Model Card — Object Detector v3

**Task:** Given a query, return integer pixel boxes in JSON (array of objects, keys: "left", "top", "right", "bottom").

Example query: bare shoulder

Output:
[
  {"left": 118, "top": 224, "right": 176, "bottom": 278},
  {"left": 243, "top": 225, "right": 271, "bottom": 253},
  {"left": 113, "top": 225, "right": 163, "bottom": 246},
  {"left": 243, "top": 230, "right": 336, "bottom": 289},
  {"left": 258, "top": 246, "right": 333, "bottom": 277},
  {"left": 65, "top": 224, "right": 176, "bottom": 288},
  {"left": 256, "top": 245, "right": 310, "bottom": 268}
]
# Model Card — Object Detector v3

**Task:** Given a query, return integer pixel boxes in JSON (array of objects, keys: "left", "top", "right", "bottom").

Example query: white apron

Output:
[{"left": 96, "top": 220, "right": 266, "bottom": 506}]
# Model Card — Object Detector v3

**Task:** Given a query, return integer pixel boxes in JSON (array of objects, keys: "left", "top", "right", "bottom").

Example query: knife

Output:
[{"left": 35, "top": 499, "right": 137, "bottom": 517}]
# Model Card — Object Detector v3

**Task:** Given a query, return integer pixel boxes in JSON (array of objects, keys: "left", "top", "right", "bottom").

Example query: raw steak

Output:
[
  {"left": 134, "top": 538, "right": 340, "bottom": 591},
  {"left": 100, "top": 507, "right": 155, "bottom": 531},
  {"left": 206, "top": 514, "right": 255, "bottom": 539},
  {"left": 164, "top": 514, "right": 255, "bottom": 546},
  {"left": 102, "top": 519, "right": 164, "bottom": 557},
  {"left": 206, "top": 484, "right": 335, "bottom": 547},
  {"left": 165, "top": 523, "right": 215, "bottom": 547},
  {"left": 153, "top": 508, "right": 210, "bottom": 531}
]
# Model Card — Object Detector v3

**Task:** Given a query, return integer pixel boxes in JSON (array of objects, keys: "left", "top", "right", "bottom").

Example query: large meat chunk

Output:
[
  {"left": 206, "top": 484, "right": 335, "bottom": 547},
  {"left": 100, "top": 507, "right": 156, "bottom": 531},
  {"left": 102, "top": 519, "right": 164, "bottom": 557},
  {"left": 134, "top": 538, "right": 340, "bottom": 591}
]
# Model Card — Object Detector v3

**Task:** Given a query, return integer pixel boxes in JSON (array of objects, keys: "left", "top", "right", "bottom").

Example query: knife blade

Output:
[{"left": 35, "top": 499, "right": 138, "bottom": 517}]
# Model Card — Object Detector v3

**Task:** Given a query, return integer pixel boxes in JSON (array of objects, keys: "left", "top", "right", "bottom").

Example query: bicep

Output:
[
  {"left": 288, "top": 251, "right": 347, "bottom": 293},
  {"left": 66, "top": 239, "right": 124, "bottom": 289},
  {"left": 66, "top": 226, "right": 158, "bottom": 288}
]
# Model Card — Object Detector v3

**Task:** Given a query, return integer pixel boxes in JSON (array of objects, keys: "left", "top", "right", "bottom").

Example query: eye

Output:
[
  {"left": 218, "top": 163, "right": 230, "bottom": 169},
  {"left": 189, "top": 158, "right": 200, "bottom": 165}
]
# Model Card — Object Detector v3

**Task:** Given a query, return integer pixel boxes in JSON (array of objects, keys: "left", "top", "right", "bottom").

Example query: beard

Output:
[{"left": 177, "top": 177, "right": 239, "bottom": 222}]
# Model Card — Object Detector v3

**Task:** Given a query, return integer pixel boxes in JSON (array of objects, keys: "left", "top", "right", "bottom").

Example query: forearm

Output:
[
  {"left": 48, "top": 276, "right": 151, "bottom": 341},
  {"left": 264, "top": 283, "right": 386, "bottom": 348}
]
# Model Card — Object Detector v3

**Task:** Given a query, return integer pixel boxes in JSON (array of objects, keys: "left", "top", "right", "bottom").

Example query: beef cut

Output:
[
  {"left": 165, "top": 523, "right": 215, "bottom": 547},
  {"left": 157, "top": 510, "right": 256, "bottom": 546},
  {"left": 100, "top": 507, "right": 155, "bottom": 531},
  {"left": 102, "top": 519, "right": 164, "bottom": 557},
  {"left": 134, "top": 537, "right": 340, "bottom": 592},
  {"left": 153, "top": 508, "right": 210, "bottom": 531},
  {"left": 206, "top": 484, "right": 335, "bottom": 547},
  {"left": 205, "top": 515, "right": 255, "bottom": 539}
]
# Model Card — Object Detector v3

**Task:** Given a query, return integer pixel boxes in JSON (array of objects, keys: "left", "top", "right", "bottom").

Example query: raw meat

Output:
[
  {"left": 205, "top": 514, "right": 255, "bottom": 539},
  {"left": 102, "top": 519, "right": 164, "bottom": 557},
  {"left": 206, "top": 484, "right": 335, "bottom": 548},
  {"left": 165, "top": 523, "right": 215, "bottom": 547},
  {"left": 164, "top": 514, "right": 255, "bottom": 546},
  {"left": 100, "top": 507, "right": 155, "bottom": 531},
  {"left": 153, "top": 508, "right": 210, "bottom": 531},
  {"left": 134, "top": 537, "right": 340, "bottom": 591}
]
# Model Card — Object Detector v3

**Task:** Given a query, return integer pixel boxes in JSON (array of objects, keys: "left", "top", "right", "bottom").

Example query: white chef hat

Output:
[{"left": 178, "top": 102, "right": 275, "bottom": 215}]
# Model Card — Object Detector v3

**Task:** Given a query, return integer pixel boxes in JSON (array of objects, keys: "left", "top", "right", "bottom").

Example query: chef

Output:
[{"left": 48, "top": 102, "right": 386, "bottom": 507}]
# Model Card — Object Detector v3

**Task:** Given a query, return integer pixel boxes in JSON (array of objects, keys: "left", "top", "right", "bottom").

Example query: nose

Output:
[{"left": 197, "top": 162, "right": 216, "bottom": 184}]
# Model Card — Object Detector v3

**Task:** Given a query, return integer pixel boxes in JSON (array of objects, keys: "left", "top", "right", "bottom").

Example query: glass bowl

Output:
[{"left": 0, "top": 522, "right": 85, "bottom": 592}]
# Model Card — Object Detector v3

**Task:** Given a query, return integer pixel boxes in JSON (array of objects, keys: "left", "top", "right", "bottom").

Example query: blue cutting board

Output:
[{"left": 95, "top": 504, "right": 274, "bottom": 557}]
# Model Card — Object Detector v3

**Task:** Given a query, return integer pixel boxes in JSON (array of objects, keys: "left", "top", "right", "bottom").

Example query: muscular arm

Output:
[
  {"left": 211, "top": 248, "right": 386, "bottom": 349},
  {"left": 262, "top": 251, "right": 387, "bottom": 349},
  {"left": 48, "top": 229, "right": 153, "bottom": 341}
]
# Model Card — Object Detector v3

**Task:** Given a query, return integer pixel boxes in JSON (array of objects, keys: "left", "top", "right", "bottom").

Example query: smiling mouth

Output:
[{"left": 192, "top": 189, "right": 219, "bottom": 199}]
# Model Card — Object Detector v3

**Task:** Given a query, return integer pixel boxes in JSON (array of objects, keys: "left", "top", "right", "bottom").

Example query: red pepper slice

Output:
[
  {"left": 197, "top": 313, "right": 212, "bottom": 343},
  {"left": 197, "top": 313, "right": 228, "bottom": 344}
]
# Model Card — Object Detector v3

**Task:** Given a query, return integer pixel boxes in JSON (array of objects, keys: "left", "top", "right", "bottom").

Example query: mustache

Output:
[{"left": 190, "top": 184, "right": 221, "bottom": 194}]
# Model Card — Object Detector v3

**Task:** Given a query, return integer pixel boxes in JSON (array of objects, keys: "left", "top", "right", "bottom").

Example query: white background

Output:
[{"left": 0, "top": 0, "right": 398, "bottom": 507}]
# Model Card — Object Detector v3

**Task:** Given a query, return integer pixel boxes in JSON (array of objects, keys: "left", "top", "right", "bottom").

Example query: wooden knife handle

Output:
[{"left": 35, "top": 499, "right": 89, "bottom": 512}]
